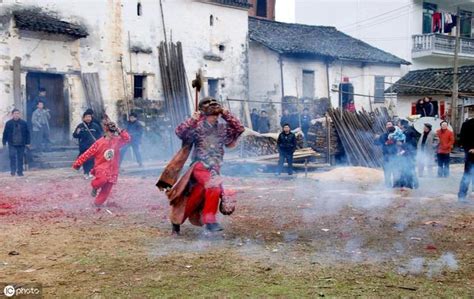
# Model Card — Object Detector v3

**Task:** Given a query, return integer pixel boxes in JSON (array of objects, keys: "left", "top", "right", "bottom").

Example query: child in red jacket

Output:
[{"left": 73, "top": 121, "right": 130, "bottom": 206}]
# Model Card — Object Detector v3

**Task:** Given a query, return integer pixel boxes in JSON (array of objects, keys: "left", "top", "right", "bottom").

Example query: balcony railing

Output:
[{"left": 412, "top": 34, "right": 474, "bottom": 58}]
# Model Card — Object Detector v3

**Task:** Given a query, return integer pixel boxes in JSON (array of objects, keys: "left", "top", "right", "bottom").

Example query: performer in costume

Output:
[
  {"left": 160, "top": 97, "right": 244, "bottom": 235},
  {"left": 73, "top": 121, "right": 130, "bottom": 207}
]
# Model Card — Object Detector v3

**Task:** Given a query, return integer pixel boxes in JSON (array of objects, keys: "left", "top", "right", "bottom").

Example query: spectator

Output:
[
  {"left": 458, "top": 117, "right": 474, "bottom": 203},
  {"left": 120, "top": 112, "right": 144, "bottom": 167},
  {"left": 31, "top": 101, "right": 51, "bottom": 151},
  {"left": 280, "top": 109, "right": 292, "bottom": 128},
  {"left": 415, "top": 99, "right": 425, "bottom": 116},
  {"left": 398, "top": 119, "right": 419, "bottom": 188},
  {"left": 375, "top": 121, "right": 397, "bottom": 187},
  {"left": 84, "top": 108, "right": 104, "bottom": 136},
  {"left": 276, "top": 123, "right": 297, "bottom": 176},
  {"left": 257, "top": 110, "right": 270, "bottom": 134},
  {"left": 436, "top": 121, "right": 455, "bottom": 177},
  {"left": 300, "top": 108, "right": 311, "bottom": 140},
  {"left": 73, "top": 110, "right": 103, "bottom": 179},
  {"left": 2, "top": 109, "right": 30, "bottom": 176},
  {"left": 423, "top": 97, "right": 435, "bottom": 117},
  {"left": 250, "top": 108, "right": 259, "bottom": 131},
  {"left": 28, "top": 87, "right": 48, "bottom": 118},
  {"left": 417, "top": 123, "right": 436, "bottom": 177}
]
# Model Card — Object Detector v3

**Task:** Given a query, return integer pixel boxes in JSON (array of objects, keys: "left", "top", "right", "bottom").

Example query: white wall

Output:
[
  {"left": 294, "top": 0, "right": 474, "bottom": 71},
  {"left": 0, "top": 0, "right": 249, "bottom": 136},
  {"left": 249, "top": 41, "right": 403, "bottom": 115}
]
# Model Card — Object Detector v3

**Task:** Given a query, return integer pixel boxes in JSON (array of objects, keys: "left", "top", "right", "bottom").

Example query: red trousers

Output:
[
  {"left": 183, "top": 162, "right": 221, "bottom": 224},
  {"left": 91, "top": 176, "right": 114, "bottom": 206}
]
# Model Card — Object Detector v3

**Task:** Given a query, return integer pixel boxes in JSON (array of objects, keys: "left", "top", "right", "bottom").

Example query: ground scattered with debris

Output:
[{"left": 0, "top": 165, "right": 473, "bottom": 297}]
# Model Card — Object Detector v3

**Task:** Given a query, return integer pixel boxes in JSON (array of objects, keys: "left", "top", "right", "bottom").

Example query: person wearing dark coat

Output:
[
  {"left": 280, "top": 109, "right": 292, "bottom": 128},
  {"left": 84, "top": 108, "right": 103, "bottom": 136},
  {"left": 415, "top": 99, "right": 425, "bottom": 116},
  {"left": 250, "top": 108, "right": 259, "bottom": 131},
  {"left": 73, "top": 111, "right": 103, "bottom": 178},
  {"left": 277, "top": 124, "right": 297, "bottom": 176},
  {"left": 398, "top": 119, "right": 419, "bottom": 188},
  {"left": 458, "top": 117, "right": 474, "bottom": 202},
  {"left": 120, "top": 112, "right": 144, "bottom": 167},
  {"left": 257, "top": 110, "right": 271, "bottom": 134},
  {"left": 375, "top": 121, "right": 397, "bottom": 187},
  {"left": 422, "top": 97, "right": 435, "bottom": 117},
  {"left": 2, "top": 109, "right": 30, "bottom": 176}
]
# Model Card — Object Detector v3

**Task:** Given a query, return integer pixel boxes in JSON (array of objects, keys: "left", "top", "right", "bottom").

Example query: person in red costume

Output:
[
  {"left": 169, "top": 97, "right": 244, "bottom": 234},
  {"left": 73, "top": 121, "right": 130, "bottom": 207}
]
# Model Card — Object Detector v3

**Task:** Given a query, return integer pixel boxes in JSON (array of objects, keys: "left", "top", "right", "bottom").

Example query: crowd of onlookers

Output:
[
  {"left": 250, "top": 108, "right": 313, "bottom": 138},
  {"left": 2, "top": 88, "right": 145, "bottom": 178},
  {"left": 376, "top": 117, "right": 474, "bottom": 203}
]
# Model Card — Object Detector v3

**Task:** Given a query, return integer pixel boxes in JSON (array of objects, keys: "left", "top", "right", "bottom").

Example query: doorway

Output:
[{"left": 26, "top": 72, "right": 69, "bottom": 145}]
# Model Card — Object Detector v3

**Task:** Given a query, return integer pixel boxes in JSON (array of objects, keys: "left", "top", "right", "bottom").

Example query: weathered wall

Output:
[
  {"left": 248, "top": 41, "right": 403, "bottom": 115},
  {"left": 0, "top": 0, "right": 249, "bottom": 139}
]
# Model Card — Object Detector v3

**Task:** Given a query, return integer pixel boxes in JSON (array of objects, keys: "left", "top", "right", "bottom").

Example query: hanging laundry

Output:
[
  {"left": 444, "top": 13, "right": 454, "bottom": 34},
  {"left": 432, "top": 12, "right": 442, "bottom": 33}
]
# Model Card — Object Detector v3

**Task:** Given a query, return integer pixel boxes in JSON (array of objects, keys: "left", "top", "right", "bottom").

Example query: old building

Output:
[
  {"left": 0, "top": 0, "right": 250, "bottom": 146},
  {"left": 387, "top": 65, "right": 474, "bottom": 119},
  {"left": 248, "top": 16, "right": 410, "bottom": 127},
  {"left": 295, "top": 0, "right": 474, "bottom": 71},
  {"left": 248, "top": 0, "right": 275, "bottom": 20}
]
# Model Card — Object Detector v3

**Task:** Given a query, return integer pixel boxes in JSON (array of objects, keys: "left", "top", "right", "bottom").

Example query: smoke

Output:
[{"left": 398, "top": 252, "right": 459, "bottom": 277}]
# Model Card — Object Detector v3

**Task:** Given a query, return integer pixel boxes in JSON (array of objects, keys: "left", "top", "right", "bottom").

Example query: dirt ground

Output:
[{"left": 0, "top": 164, "right": 473, "bottom": 298}]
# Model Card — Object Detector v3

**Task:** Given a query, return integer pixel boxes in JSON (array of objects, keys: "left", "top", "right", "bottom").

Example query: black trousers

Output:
[
  {"left": 278, "top": 150, "right": 294, "bottom": 175},
  {"left": 120, "top": 142, "right": 143, "bottom": 166},
  {"left": 458, "top": 155, "right": 474, "bottom": 199},
  {"left": 78, "top": 149, "right": 94, "bottom": 175},
  {"left": 8, "top": 145, "right": 25, "bottom": 175},
  {"left": 437, "top": 153, "right": 450, "bottom": 177}
]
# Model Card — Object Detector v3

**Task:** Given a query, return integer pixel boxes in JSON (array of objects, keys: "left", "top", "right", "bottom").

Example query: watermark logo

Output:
[
  {"left": 3, "top": 285, "right": 15, "bottom": 297},
  {"left": 1, "top": 283, "right": 42, "bottom": 298}
]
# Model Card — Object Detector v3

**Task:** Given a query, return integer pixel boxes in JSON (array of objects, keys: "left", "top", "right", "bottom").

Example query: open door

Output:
[{"left": 26, "top": 72, "right": 69, "bottom": 146}]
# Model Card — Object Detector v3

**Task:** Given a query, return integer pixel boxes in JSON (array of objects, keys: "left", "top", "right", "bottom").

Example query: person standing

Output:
[
  {"left": 277, "top": 124, "right": 297, "bottom": 176},
  {"left": 73, "top": 111, "right": 103, "bottom": 179},
  {"left": 398, "top": 119, "right": 419, "bottom": 188},
  {"left": 84, "top": 108, "right": 103, "bottom": 136},
  {"left": 31, "top": 101, "right": 51, "bottom": 151},
  {"left": 120, "top": 112, "right": 144, "bottom": 167},
  {"left": 436, "top": 121, "right": 455, "bottom": 177},
  {"left": 300, "top": 108, "right": 312, "bottom": 141},
  {"left": 2, "top": 109, "right": 30, "bottom": 176},
  {"left": 458, "top": 117, "right": 474, "bottom": 203},
  {"left": 417, "top": 123, "right": 436, "bottom": 177},
  {"left": 250, "top": 108, "right": 259, "bottom": 131},
  {"left": 376, "top": 121, "right": 397, "bottom": 187},
  {"left": 280, "top": 109, "right": 292, "bottom": 128},
  {"left": 28, "top": 88, "right": 48, "bottom": 120},
  {"left": 423, "top": 97, "right": 435, "bottom": 117},
  {"left": 257, "top": 110, "right": 270, "bottom": 134},
  {"left": 73, "top": 121, "right": 130, "bottom": 207}
]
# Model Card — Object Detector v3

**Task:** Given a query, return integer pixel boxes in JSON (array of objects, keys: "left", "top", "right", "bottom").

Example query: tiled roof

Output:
[
  {"left": 387, "top": 65, "right": 474, "bottom": 95},
  {"left": 211, "top": 0, "right": 252, "bottom": 8},
  {"left": 249, "top": 17, "right": 409, "bottom": 65},
  {"left": 13, "top": 9, "right": 88, "bottom": 38}
]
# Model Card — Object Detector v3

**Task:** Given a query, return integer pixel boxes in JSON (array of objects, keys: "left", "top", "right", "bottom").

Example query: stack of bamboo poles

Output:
[
  {"left": 158, "top": 41, "right": 191, "bottom": 129},
  {"left": 238, "top": 130, "right": 305, "bottom": 158},
  {"left": 327, "top": 107, "right": 390, "bottom": 168}
]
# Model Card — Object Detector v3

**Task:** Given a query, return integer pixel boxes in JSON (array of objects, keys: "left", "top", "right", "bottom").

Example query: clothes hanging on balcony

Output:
[
  {"left": 444, "top": 14, "right": 457, "bottom": 34},
  {"left": 432, "top": 12, "right": 442, "bottom": 33}
]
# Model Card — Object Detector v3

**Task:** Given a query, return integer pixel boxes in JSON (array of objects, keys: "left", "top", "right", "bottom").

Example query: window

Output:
[
  {"left": 422, "top": 2, "right": 437, "bottom": 34},
  {"left": 302, "top": 70, "right": 315, "bottom": 98},
  {"left": 460, "top": 10, "right": 472, "bottom": 38},
  {"left": 137, "top": 2, "right": 142, "bottom": 16},
  {"left": 374, "top": 76, "right": 385, "bottom": 103},
  {"left": 208, "top": 79, "right": 219, "bottom": 98},
  {"left": 134, "top": 75, "right": 146, "bottom": 99},
  {"left": 256, "top": 0, "right": 267, "bottom": 18}
]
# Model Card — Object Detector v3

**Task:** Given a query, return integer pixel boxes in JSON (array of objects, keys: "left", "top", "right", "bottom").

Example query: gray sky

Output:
[{"left": 275, "top": 0, "right": 295, "bottom": 22}]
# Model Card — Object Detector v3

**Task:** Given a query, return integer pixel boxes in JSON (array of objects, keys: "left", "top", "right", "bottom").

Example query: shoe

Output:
[
  {"left": 17, "top": 173, "right": 24, "bottom": 177},
  {"left": 171, "top": 224, "right": 181, "bottom": 236},
  {"left": 83, "top": 174, "right": 90, "bottom": 180},
  {"left": 10, "top": 172, "right": 15, "bottom": 177},
  {"left": 205, "top": 223, "right": 223, "bottom": 232},
  {"left": 91, "top": 188, "right": 98, "bottom": 197},
  {"left": 138, "top": 163, "right": 144, "bottom": 168}
]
